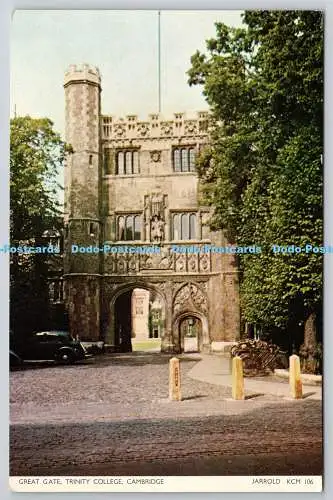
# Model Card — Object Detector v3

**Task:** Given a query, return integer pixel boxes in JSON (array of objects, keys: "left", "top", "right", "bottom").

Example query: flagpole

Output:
[{"left": 158, "top": 10, "right": 161, "bottom": 113}]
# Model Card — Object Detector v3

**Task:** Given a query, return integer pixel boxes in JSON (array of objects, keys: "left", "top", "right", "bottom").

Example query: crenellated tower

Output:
[{"left": 63, "top": 63, "right": 102, "bottom": 340}]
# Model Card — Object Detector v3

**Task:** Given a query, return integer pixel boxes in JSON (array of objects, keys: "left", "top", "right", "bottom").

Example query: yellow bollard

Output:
[
  {"left": 169, "top": 357, "right": 182, "bottom": 401},
  {"left": 232, "top": 356, "right": 245, "bottom": 400},
  {"left": 289, "top": 354, "right": 303, "bottom": 399}
]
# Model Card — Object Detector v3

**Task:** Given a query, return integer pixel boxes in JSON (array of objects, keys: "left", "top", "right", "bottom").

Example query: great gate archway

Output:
[
  {"left": 104, "top": 282, "right": 167, "bottom": 352},
  {"left": 100, "top": 279, "right": 212, "bottom": 353}
]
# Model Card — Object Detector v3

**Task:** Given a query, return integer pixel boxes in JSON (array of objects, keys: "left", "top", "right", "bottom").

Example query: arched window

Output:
[
  {"left": 181, "top": 149, "right": 188, "bottom": 172},
  {"left": 189, "top": 213, "right": 196, "bottom": 239},
  {"left": 125, "top": 215, "right": 134, "bottom": 240},
  {"left": 117, "top": 152, "right": 124, "bottom": 174},
  {"left": 181, "top": 213, "right": 189, "bottom": 240},
  {"left": 89, "top": 222, "right": 96, "bottom": 236},
  {"left": 133, "top": 151, "right": 139, "bottom": 174},
  {"left": 118, "top": 216, "right": 125, "bottom": 240},
  {"left": 117, "top": 215, "right": 141, "bottom": 241},
  {"left": 125, "top": 151, "right": 132, "bottom": 174},
  {"left": 172, "top": 213, "right": 197, "bottom": 240},
  {"left": 173, "top": 146, "right": 196, "bottom": 172},
  {"left": 116, "top": 150, "right": 140, "bottom": 175},
  {"left": 134, "top": 215, "right": 141, "bottom": 240},
  {"left": 189, "top": 148, "right": 195, "bottom": 171},
  {"left": 173, "top": 149, "right": 181, "bottom": 172},
  {"left": 173, "top": 213, "right": 180, "bottom": 240}
]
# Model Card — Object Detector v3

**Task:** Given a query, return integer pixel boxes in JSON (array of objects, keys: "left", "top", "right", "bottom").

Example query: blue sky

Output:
[{"left": 11, "top": 10, "right": 243, "bottom": 138}]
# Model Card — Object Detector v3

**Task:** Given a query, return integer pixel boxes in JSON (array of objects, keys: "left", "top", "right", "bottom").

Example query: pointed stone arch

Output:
[{"left": 173, "top": 309, "right": 210, "bottom": 353}]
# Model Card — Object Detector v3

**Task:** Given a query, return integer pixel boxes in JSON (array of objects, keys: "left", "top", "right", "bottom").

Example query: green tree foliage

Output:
[
  {"left": 188, "top": 11, "right": 323, "bottom": 348},
  {"left": 10, "top": 116, "right": 66, "bottom": 335},
  {"left": 10, "top": 116, "right": 65, "bottom": 240}
]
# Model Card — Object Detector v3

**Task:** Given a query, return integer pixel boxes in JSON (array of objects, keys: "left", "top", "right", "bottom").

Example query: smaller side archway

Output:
[{"left": 173, "top": 310, "right": 209, "bottom": 353}]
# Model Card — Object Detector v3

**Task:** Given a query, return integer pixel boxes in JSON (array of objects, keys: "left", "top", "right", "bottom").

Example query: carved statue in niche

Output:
[
  {"left": 144, "top": 192, "right": 168, "bottom": 243},
  {"left": 151, "top": 215, "right": 164, "bottom": 243}
]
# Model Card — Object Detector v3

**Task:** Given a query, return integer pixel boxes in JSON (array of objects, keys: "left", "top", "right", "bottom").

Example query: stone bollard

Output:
[
  {"left": 232, "top": 356, "right": 245, "bottom": 400},
  {"left": 169, "top": 357, "right": 182, "bottom": 401},
  {"left": 289, "top": 354, "right": 303, "bottom": 399}
]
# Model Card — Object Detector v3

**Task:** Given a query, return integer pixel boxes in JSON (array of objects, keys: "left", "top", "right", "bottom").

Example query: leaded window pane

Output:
[
  {"left": 125, "top": 151, "right": 132, "bottom": 174},
  {"left": 174, "top": 149, "right": 181, "bottom": 172},
  {"left": 134, "top": 215, "right": 141, "bottom": 240},
  {"left": 189, "top": 213, "right": 196, "bottom": 239},
  {"left": 181, "top": 149, "right": 188, "bottom": 172},
  {"left": 118, "top": 216, "right": 125, "bottom": 240},
  {"left": 125, "top": 216, "right": 134, "bottom": 240},
  {"left": 117, "top": 152, "right": 124, "bottom": 174},
  {"left": 189, "top": 148, "right": 196, "bottom": 171},
  {"left": 133, "top": 151, "right": 139, "bottom": 174},
  {"left": 173, "top": 213, "right": 180, "bottom": 240},
  {"left": 181, "top": 213, "right": 189, "bottom": 240}
]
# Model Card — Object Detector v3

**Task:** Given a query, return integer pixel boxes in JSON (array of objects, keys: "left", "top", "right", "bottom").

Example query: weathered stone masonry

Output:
[{"left": 63, "top": 63, "right": 240, "bottom": 352}]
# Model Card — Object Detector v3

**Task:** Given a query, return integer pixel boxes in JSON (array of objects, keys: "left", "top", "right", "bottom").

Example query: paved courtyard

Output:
[{"left": 10, "top": 353, "right": 323, "bottom": 476}]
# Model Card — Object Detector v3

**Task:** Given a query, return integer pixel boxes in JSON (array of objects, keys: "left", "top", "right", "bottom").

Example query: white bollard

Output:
[
  {"left": 232, "top": 356, "right": 245, "bottom": 400},
  {"left": 289, "top": 354, "right": 303, "bottom": 399},
  {"left": 169, "top": 357, "right": 182, "bottom": 401}
]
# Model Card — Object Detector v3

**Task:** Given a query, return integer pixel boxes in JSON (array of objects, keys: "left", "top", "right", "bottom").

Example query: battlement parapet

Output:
[
  {"left": 64, "top": 63, "right": 101, "bottom": 87},
  {"left": 101, "top": 111, "right": 210, "bottom": 140}
]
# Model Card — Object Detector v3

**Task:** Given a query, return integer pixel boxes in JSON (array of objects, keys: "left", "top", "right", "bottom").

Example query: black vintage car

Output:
[{"left": 10, "top": 331, "right": 90, "bottom": 365}]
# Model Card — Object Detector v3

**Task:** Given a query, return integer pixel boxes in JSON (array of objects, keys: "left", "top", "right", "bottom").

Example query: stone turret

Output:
[
  {"left": 63, "top": 64, "right": 102, "bottom": 340},
  {"left": 64, "top": 63, "right": 101, "bottom": 223}
]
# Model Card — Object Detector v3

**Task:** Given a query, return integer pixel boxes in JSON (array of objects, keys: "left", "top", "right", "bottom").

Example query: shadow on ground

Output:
[{"left": 10, "top": 400, "right": 323, "bottom": 476}]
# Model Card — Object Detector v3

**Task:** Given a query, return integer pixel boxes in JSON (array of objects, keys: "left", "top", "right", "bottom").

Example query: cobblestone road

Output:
[{"left": 10, "top": 353, "right": 323, "bottom": 476}]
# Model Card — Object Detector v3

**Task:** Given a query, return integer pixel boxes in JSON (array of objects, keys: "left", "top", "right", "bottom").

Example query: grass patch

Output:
[{"left": 132, "top": 340, "right": 161, "bottom": 351}]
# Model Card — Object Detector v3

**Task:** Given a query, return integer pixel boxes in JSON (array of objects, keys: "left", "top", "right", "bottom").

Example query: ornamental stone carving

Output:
[
  {"left": 160, "top": 121, "right": 173, "bottom": 136},
  {"left": 190, "top": 283, "right": 208, "bottom": 313},
  {"left": 184, "top": 120, "right": 197, "bottom": 135},
  {"left": 140, "top": 248, "right": 172, "bottom": 271},
  {"left": 196, "top": 280, "right": 209, "bottom": 292},
  {"left": 128, "top": 257, "right": 138, "bottom": 272},
  {"left": 155, "top": 282, "right": 168, "bottom": 295},
  {"left": 199, "top": 253, "right": 211, "bottom": 272},
  {"left": 103, "top": 282, "right": 120, "bottom": 298},
  {"left": 174, "top": 284, "right": 191, "bottom": 313},
  {"left": 173, "top": 282, "right": 208, "bottom": 314},
  {"left": 114, "top": 123, "right": 126, "bottom": 137},
  {"left": 117, "top": 258, "right": 126, "bottom": 273},
  {"left": 159, "top": 256, "right": 172, "bottom": 270},
  {"left": 137, "top": 122, "right": 149, "bottom": 137},
  {"left": 175, "top": 253, "right": 186, "bottom": 272},
  {"left": 150, "top": 150, "right": 162, "bottom": 162},
  {"left": 101, "top": 112, "right": 210, "bottom": 140}
]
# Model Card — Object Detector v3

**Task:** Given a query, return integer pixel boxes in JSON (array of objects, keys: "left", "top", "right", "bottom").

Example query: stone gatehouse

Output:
[{"left": 63, "top": 63, "right": 240, "bottom": 353}]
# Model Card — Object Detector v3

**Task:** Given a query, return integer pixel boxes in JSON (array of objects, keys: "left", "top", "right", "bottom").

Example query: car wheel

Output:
[{"left": 56, "top": 351, "right": 74, "bottom": 365}]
